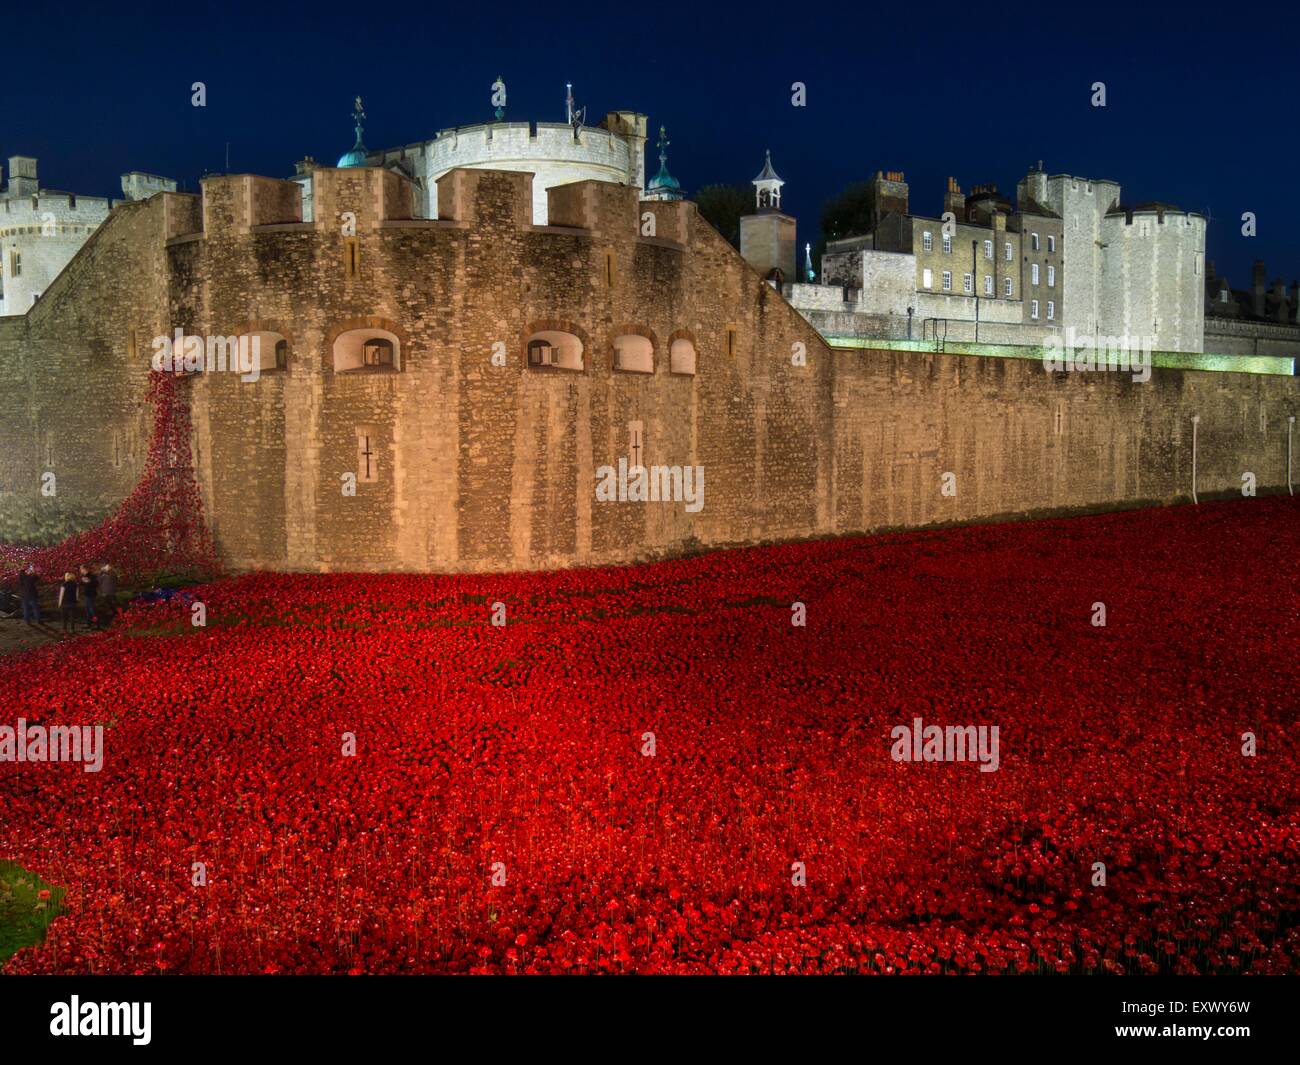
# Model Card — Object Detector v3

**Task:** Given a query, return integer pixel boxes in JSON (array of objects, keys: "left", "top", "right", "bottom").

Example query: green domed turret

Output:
[
  {"left": 337, "top": 96, "right": 369, "bottom": 168},
  {"left": 644, "top": 126, "right": 684, "bottom": 202}
]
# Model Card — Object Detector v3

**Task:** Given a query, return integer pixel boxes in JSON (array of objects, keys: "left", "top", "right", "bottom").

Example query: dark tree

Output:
[
  {"left": 695, "top": 184, "right": 752, "bottom": 248},
  {"left": 820, "top": 181, "right": 878, "bottom": 242}
]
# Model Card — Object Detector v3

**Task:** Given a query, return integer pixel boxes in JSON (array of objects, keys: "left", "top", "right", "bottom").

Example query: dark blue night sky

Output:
[{"left": 5, "top": 1, "right": 1296, "bottom": 288}]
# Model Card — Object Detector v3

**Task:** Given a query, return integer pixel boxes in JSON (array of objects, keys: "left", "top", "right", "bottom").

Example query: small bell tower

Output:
[
  {"left": 739, "top": 149, "right": 796, "bottom": 284},
  {"left": 751, "top": 149, "right": 784, "bottom": 211}
]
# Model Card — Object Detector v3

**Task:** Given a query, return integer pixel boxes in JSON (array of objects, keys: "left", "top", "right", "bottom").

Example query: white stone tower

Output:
[{"left": 0, "top": 157, "right": 175, "bottom": 317}]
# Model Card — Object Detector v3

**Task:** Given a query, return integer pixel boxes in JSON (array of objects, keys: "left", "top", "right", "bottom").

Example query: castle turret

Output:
[
  {"left": 5, "top": 157, "right": 39, "bottom": 198},
  {"left": 740, "top": 149, "right": 796, "bottom": 282},
  {"left": 1017, "top": 161, "right": 1048, "bottom": 210}
]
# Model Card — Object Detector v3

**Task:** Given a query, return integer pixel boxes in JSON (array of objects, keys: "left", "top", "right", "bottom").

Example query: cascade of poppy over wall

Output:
[{"left": 0, "top": 372, "right": 218, "bottom": 582}]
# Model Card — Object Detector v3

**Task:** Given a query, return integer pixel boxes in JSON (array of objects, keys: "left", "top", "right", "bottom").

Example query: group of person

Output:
[{"left": 15, "top": 563, "right": 119, "bottom": 633}]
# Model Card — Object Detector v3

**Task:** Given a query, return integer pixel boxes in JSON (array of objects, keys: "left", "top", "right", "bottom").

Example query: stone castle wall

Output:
[{"left": 0, "top": 167, "right": 1295, "bottom": 573}]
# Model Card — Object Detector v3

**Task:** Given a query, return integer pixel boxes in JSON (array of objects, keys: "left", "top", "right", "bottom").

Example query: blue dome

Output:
[
  {"left": 648, "top": 162, "right": 680, "bottom": 193},
  {"left": 338, "top": 96, "right": 369, "bottom": 168},
  {"left": 337, "top": 134, "right": 368, "bottom": 168}
]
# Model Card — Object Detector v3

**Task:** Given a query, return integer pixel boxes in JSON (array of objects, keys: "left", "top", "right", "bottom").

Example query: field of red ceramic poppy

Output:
[{"left": 1, "top": 498, "right": 1297, "bottom": 974}]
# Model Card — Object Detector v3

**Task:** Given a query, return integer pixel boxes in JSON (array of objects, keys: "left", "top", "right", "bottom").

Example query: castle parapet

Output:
[
  {"left": 547, "top": 179, "right": 640, "bottom": 234},
  {"left": 201, "top": 174, "right": 303, "bottom": 234},
  {"left": 435, "top": 168, "right": 532, "bottom": 226},
  {"left": 636, "top": 198, "right": 691, "bottom": 245},
  {"left": 308, "top": 166, "right": 419, "bottom": 230},
  {"left": 163, "top": 193, "right": 202, "bottom": 240}
]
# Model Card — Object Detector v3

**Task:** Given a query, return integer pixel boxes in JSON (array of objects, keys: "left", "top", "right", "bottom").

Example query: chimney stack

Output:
[
  {"left": 943, "top": 176, "right": 964, "bottom": 220},
  {"left": 871, "top": 169, "right": 909, "bottom": 219}
]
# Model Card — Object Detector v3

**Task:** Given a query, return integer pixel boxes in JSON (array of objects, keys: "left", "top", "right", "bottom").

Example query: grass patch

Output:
[{"left": 0, "top": 861, "right": 66, "bottom": 967}]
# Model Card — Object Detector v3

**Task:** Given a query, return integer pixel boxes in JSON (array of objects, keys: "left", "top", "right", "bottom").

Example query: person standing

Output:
[
  {"left": 79, "top": 564, "right": 99, "bottom": 629},
  {"left": 58, "top": 572, "right": 79, "bottom": 633},
  {"left": 18, "top": 564, "right": 40, "bottom": 626},
  {"left": 98, "top": 563, "right": 118, "bottom": 627}
]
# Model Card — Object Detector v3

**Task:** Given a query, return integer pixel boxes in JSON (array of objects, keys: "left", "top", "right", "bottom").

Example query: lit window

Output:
[
  {"left": 1047, "top": 265, "right": 1055, "bottom": 287},
  {"left": 333, "top": 328, "right": 402, "bottom": 373},
  {"left": 363, "top": 339, "right": 394, "bottom": 368},
  {"left": 669, "top": 338, "right": 696, "bottom": 374},
  {"left": 238, "top": 330, "right": 290, "bottom": 372},
  {"left": 613, "top": 334, "right": 654, "bottom": 373},
  {"left": 1031, "top": 263, "right": 1040, "bottom": 285},
  {"left": 922, "top": 267, "right": 933, "bottom": 289},
  {"left": 526, "top": 330, "right": 584, "bottom": 370}
]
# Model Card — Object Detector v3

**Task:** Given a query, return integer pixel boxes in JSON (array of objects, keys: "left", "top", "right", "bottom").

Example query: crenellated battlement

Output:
[
  {"left": 181, "top": 167, "right": 689, "bottom": 247},
  {"left": 0, "top": 193, "right": 112, "bottom": 243}
]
